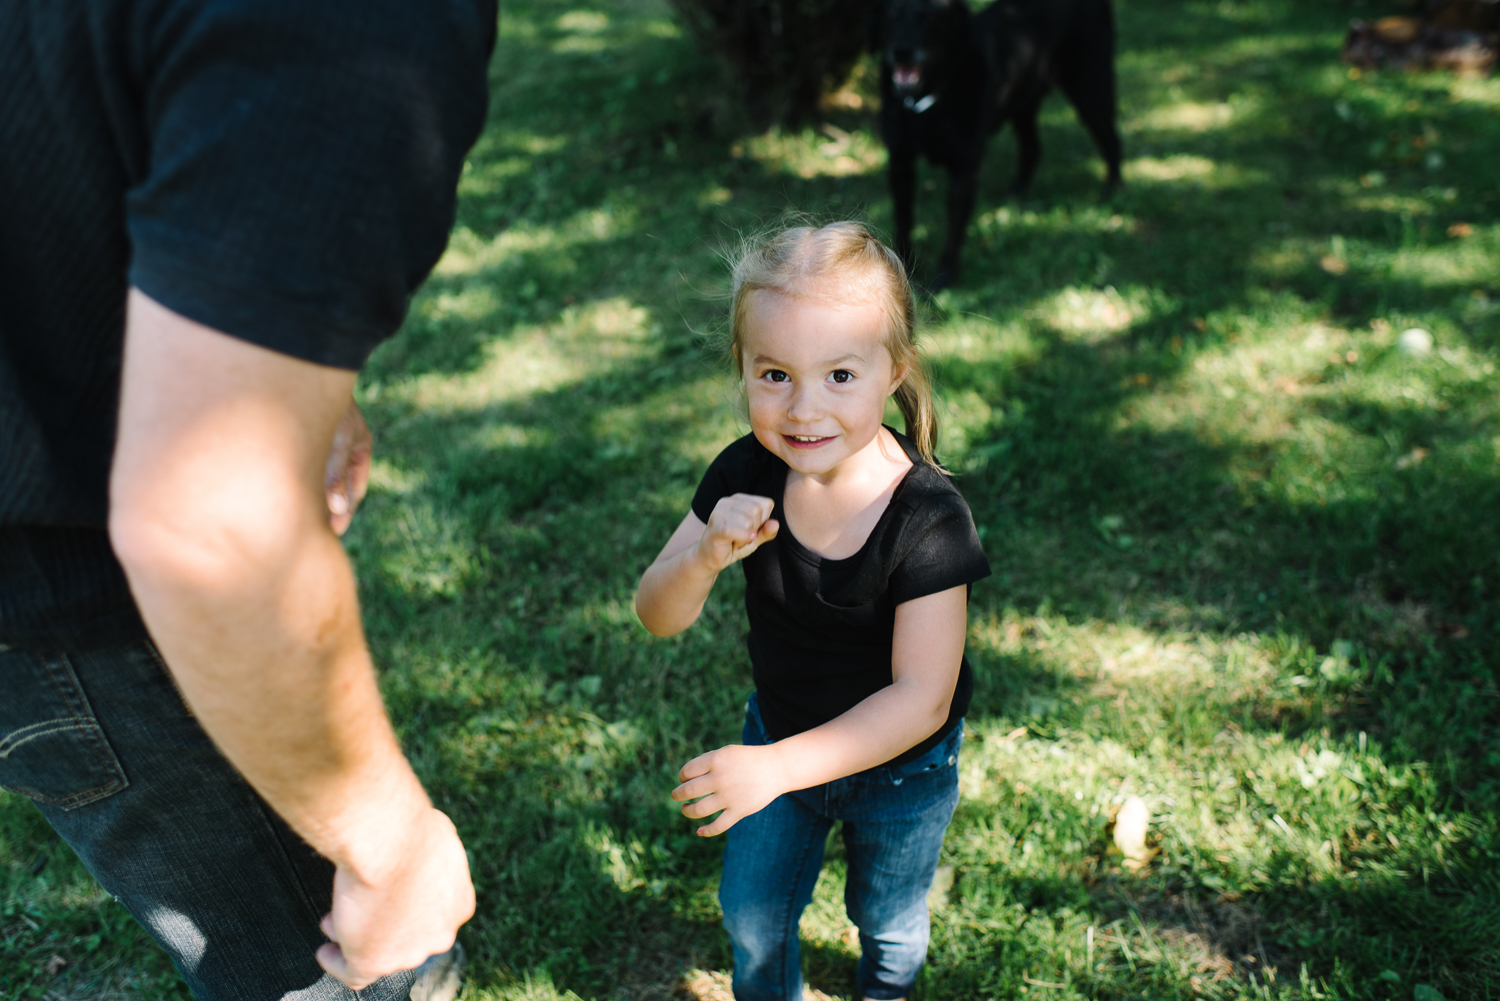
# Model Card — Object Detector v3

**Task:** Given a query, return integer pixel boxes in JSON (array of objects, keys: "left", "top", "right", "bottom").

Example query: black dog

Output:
[{"left": 872, "top": 0, "right": 1123, "bottom": 289}]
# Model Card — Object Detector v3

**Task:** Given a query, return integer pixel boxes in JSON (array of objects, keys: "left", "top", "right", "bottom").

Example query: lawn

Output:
[{"left": 4, "top": 0, "right": 1499, "bottom": 998}]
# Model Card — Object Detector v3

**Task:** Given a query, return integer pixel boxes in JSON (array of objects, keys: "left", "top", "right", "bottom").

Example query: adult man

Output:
[{"left": 1, "top": 1, "right": 496, "bottom": 997}]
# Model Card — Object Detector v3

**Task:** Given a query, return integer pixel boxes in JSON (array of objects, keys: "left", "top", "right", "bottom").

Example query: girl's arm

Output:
[
  {"left": 634, "top": 494, "right": 779, "bottom": 637},
  {"left": 672, "top": 584, "right": 969, "bottom": 836}
]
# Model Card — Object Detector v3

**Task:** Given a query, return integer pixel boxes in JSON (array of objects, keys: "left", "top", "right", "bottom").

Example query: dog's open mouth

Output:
[{"left": 892, "top": 64, "right": 922, "bottom": 90}]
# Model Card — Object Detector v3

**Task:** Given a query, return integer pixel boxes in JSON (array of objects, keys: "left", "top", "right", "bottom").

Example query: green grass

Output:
[{"left": 5, "top": 0, "right": 1500, "bottom": 997}]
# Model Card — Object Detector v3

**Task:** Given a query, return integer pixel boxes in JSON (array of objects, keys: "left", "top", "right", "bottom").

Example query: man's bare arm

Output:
[{"left": 109, "top": 289, "right": 473, "bottom": 988}]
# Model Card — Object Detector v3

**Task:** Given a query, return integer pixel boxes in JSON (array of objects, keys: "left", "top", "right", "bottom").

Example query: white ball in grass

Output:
[
  {"left": 1397, "top": 327, "right": 1433, "bottom": 356},
  {"left": 1113, "top": 795, "right": 1151, "bottom": 861}
]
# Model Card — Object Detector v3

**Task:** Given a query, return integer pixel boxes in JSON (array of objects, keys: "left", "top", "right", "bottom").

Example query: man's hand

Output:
[
  {"left": 672, "top": 743, "right": 787, "bottom": 837},
  {"left": 325, "top": 400, "right": 372, "bottom": 535},
  {"left": 696, "top": 494, "right": 778, "bottom": 572},
  {"left": 316, "top": 808, "right": 475, "bottom": 988}
]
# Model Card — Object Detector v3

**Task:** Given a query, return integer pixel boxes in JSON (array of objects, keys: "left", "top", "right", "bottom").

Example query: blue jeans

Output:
[
  {"left": 0, "top": 639, "right": 431, "bottom": 1001},
  {"left": 719, "top": 695, "right": 962, "bottom": 1001}
]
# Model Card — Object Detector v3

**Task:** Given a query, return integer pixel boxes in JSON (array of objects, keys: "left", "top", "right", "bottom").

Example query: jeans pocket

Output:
[
  {"left": 0, "top": 647, "right": 128, "bottom": 809},
  {"left": 889, "top": 721, "right": 964, "bottom": 785}
]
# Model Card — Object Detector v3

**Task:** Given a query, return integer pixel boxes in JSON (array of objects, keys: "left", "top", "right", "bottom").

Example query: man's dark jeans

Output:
[{"left": 0, "top": 639, "right": 424, "bottom": 1000}]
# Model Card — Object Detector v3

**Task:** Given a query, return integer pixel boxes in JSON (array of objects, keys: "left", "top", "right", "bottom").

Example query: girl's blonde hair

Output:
[{"left": 728, "top": 222, "right": 941, "bottom": 465}]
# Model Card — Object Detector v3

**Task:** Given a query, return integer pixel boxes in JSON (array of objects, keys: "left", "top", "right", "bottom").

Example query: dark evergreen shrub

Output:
[{"left": 669, "top": 0, "right": 871, "bottom": 128}]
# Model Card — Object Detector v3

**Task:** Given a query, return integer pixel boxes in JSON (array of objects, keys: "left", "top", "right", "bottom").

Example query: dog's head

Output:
[{"left": 872, "top": 0, "right": 971, "bottom": 98}]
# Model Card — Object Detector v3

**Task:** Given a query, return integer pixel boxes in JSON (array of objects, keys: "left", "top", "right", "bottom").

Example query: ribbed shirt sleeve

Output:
[
  {"left": 125, "top": 0, "right": 496, "bottom": 369},
  {"left": 889, "top": 492, "right": 991, "bottom": 606}
]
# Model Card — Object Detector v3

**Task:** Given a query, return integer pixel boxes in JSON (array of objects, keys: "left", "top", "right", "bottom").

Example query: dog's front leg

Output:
[
  {"left": 935, "top": 165, "right": 980, "bottom": 291},
  {"left": 1011, "top": 99, "right": 1044, "bottom": 196},
  {"left": 889, "top": 151, "right": 918, "bottom": 270}
]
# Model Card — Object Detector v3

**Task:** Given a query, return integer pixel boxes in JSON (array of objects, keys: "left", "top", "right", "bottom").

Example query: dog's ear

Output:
[
  {"left": 867, "top": 0, "right": 888, "bottom": 53},
  {"left": 943, "top": 0, "right": 974, "bottom": 33}
]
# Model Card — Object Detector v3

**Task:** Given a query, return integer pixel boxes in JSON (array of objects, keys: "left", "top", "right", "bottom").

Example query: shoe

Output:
[{"left": 407, "top": 942, "right": 464, "bottom": 1001}]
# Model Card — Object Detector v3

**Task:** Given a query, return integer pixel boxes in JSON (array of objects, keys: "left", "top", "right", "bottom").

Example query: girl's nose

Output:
[{"left": 785, "top": 383, "right": 821, "bottom": 422}]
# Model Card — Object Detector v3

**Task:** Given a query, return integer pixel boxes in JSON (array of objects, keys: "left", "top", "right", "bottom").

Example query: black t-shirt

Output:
[
  {"left": 0, "top": 0, "right": 495, "bottom": 649},
  {"left": 691, "top": 429, "right": 991, "bottom": 766}
]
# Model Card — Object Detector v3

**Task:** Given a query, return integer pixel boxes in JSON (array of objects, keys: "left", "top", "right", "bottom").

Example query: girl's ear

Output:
[{"left": 888, "top": 360, "right": 910, "bottom": 395}]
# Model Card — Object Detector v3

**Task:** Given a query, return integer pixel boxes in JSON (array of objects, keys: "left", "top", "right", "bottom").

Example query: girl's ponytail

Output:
[{"left": 894, "top": 359, "right": 940, "bottom": 468}]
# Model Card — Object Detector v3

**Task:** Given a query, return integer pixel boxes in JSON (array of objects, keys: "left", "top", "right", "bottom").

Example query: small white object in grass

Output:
[
  {"left": 1398, "top": 327, "right": 1433, "bottom": 356},
  {"left": 1113, "top": 795, "right": 1150, "bottom": 861},
  {"left": 928, "top": 864, "right": 956, "bottom": 911}
]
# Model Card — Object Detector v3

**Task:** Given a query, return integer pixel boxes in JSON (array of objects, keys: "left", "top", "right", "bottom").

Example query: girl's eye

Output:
[
  {"left": 830, "top": 370, "right": 854, "bottom": 384},
  {"left": 764, "top": 369, "right": 789, "bottom": 383}
]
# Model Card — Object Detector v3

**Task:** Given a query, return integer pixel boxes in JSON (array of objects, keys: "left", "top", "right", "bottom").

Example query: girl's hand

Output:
[
  {"left": 635, "top": 499, "right": 773, "bottom": 638},
  {"left": 672, "top": 744, "right": 785, "bottom": 837},
  {"left": 696, "top": 494, "right": 778, "bottom": 572}
]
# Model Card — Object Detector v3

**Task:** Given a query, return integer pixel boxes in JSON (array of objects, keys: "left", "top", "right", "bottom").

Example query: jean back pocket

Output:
[{"left": 0, "top": 647, "right": 128, "bottom": 809}]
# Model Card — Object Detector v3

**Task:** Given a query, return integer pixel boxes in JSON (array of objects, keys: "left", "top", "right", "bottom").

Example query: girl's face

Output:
[{"left": 741, "top": 290, "right": 906, "bottom": 479}]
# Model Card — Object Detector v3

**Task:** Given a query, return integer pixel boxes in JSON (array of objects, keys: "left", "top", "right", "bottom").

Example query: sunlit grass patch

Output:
[
  {"left": 552, "top": 9, "right": 612, "bottom": 53},
  {"left": 1450, "top": 76, "right": 1500, "bottom": 108},
  {"left": 436, "top": 206, "right": 638, "bottom": 280},
  {"left": 948, "top": 608, "right": 1496, "bottom": 979},
  {"left": 1127, "top": 154, "right": 1218, "bottom": 182},
  {"left": 1385, "top": 231, "right": 1500, "bottom": 287},
  {"left": 395, "top": 296, "right": 658, "bottom": 412},
  {"left": 926, "top": 313, "right": 1039, "bottom": 364},
  {"left": 367, "top": 457, "right": 428, "bottom": 496},
  {"left": 1031, "top": 285, "right": 1168, "bottom": 342},
  {"left": 1131, "top": 99, "right": 1236, "bottom": 133},
  {"left": 736, "top": 125, "right": 886, "bottom": 179},
  {"left": 1124, "top": 155, "right": 1275, "bottom": 192}
]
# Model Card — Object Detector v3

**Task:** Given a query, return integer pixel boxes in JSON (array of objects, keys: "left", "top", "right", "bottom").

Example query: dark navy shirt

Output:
[
  {"left": 691, "top": 429, "right": 991, "bottom": 765},
  {"left": 0, "top": 0, "right": 495, "bottom": 649}
]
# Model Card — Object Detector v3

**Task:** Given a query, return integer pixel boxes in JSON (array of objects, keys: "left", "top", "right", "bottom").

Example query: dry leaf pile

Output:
[{"left": 1342, "top": 0, "right": 1499, "bottom": 75}]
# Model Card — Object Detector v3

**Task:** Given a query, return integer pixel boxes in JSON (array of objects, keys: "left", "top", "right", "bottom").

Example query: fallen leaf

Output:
[
  {"left": 1374, "top": 15, "right": 1421, "bottom": 43},
  {"left": 679, "top": 970, "right": 734, "bottom": 1001},
  {"left": 1394, "top": 447, "right": 1429, "bottom": 470}
]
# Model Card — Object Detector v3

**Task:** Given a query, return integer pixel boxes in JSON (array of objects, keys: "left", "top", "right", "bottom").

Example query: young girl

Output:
[{"left": 635, "top": 223, "right": 990, "bottom": 1001}]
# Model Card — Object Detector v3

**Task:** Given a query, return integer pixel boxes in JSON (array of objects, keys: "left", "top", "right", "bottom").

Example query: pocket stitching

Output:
[
  {"left": 35, "top": 653, "right": 129, "bottom": 808},
  {"left": 0, "top": 718, "right": 101, "bottom": 758},
  {"left": 43, "top": 654, "right": 122, "bottom": 775}
]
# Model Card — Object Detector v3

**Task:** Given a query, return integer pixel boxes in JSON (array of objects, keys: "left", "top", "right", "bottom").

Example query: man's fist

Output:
[{"left": 316, "top": 808, "right": 475, "bottom": 989}]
